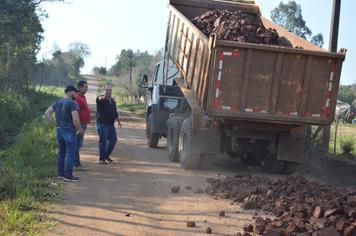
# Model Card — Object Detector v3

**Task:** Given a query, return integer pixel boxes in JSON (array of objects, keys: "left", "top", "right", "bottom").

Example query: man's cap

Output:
[{"left": 65, "top": 85, "right": 78, "bottom": 93}]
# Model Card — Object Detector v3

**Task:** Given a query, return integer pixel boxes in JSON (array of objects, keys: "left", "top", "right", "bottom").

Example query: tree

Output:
[
  {"left": 271, "top": 1, "right": 324, "bottom": 47},
  {"left": 271, "top": 1, "right": 312, "bottom": 39},
  {"left": 311, "top": 33, "right": 324, "bottom": 48},
  {"left": 92, "top": 66, "right": 107, "bottom": 75},
  {"left": 99, "top": 67, "right": 107, "bottom": 75},
  {"left": 0, "top": 0, "right": 62, "bottom": 90},
  {"left": 109, "top": 49, "right": 162, "bottom": 103},
  {"left": 68, "top": 42, "right": 91, "bottom": 58},
  {"left": 338, "top": 84, "right": 356, "bottom": 104}
]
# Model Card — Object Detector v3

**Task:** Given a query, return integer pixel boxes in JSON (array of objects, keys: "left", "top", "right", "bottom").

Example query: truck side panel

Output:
[{"left": 166, "top": 5, "right": 211, "bottom": 108}]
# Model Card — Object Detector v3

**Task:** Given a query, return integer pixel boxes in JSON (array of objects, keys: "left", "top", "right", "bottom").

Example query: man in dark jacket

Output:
[{"left": 96, "top": 84, "right": 122, "bottom": 164}]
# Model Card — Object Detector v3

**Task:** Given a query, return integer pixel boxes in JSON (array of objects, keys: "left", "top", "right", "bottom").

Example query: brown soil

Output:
[{"left": 192, "top": 9, "right": 292, "bottom": 47}]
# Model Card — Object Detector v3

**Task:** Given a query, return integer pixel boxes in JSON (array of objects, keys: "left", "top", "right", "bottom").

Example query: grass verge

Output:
[
  {"left": 119, "top": 103, "right": 146, "bottom": 117},
  {"left": 0, "top": 88, "right": 62, "bottom": 235},
  {"left": 329, "top": 134, "right": 356, "bottom": 156},
  {"left": 0, "top": 119, "right": 59, "bottom": 235}
]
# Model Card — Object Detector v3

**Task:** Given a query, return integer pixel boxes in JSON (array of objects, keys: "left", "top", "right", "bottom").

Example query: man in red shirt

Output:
[{"left": 74, "top": 80, "right": 91, "bottom": 169}]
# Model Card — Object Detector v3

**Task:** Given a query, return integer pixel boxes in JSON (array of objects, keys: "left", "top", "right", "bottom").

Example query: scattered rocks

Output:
[
  {"left": 206, "top": 175, "right": 356, "bottom": 235},
  {"left": 254, "top": 224, "right": 266, "bottom": 235},
  {"left": 125, "top": 213, "right": 130, "bottom": 217},
  {"left": 171, "top": 186, "right": 180, "bottom": 194},
  {"left": 219, "top": 211, "right": 226, "bottom": 217},
  {"left": 187, "top": 221, "right": 196, "bottom": 228},
  {"left": 185, "top": 186, "right": 192, "bottom": 190},
  {"left": 206, "top": 227, "right": 212, "bottom": 234},
  {"left": 344, "top": 225, "right": 356, "bottom": 236},
  {"left": 192, "top": 9, "right": 293, "bottom": 47},
  {"left": 313, "top": 226, "right": 339, "bottom": 236},
  {"left": 314, "top": 206, "right": 323, "bottom": 218},
  {"left": 243, "top": 224, "right": 254, "bottom": 233}
]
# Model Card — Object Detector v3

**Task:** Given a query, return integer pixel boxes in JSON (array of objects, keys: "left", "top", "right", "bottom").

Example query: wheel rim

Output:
[{"left": 179, "top": 131, "right": 187, "bottom": 162}]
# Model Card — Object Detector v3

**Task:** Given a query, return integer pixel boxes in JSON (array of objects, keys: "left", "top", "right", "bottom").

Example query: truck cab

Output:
[{"left": 144, "top": 61, "right": 187, "bottom": 148}]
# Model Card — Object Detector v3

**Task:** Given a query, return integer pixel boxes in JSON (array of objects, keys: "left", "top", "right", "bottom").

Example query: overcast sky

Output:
[{"left": 39, "top": 0, "right": 355, "bottom": 85}]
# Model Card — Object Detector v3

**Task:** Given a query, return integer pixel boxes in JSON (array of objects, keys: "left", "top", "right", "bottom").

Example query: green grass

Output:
[
  {"left": 0, "top": 87, "right": 62, "bottom": 140},
  {"left": 36, "top": 85, "right": 64, "bottom": 98},
  {"left": 0, "top": 119, "right": 59, "bottom": 235},
  {"left": 119, "top": 103, "right": 146, "bottom": 117},
  {"left": 0, "top": 87, "right": 62, "bottom": 235},
  {"left": 329, "top": 123, "right": 356, "bottom": 156}
]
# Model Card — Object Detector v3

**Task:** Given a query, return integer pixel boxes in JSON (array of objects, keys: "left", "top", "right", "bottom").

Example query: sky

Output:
[{"left": 39, "top": 0, "right": 355, "bottom": 85}]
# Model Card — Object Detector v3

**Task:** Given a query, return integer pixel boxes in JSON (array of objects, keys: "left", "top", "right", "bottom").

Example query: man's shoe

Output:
[
  {"left": 63, "top": 176, "right": 80, "bottom": 182},
  {"left": 106, "top": 157, "right": 114, "bottom": 163},
  {"left": 99, "top": 160, "right": 108, "bottom": 164}
]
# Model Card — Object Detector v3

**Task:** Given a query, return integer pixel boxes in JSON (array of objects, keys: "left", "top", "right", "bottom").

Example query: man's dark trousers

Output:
[
  {"left": 97, "top": 124, "right": 117, "bottom": 161},
  {"left": 56, "top": 128, "right": 77, "bottom": 177}
]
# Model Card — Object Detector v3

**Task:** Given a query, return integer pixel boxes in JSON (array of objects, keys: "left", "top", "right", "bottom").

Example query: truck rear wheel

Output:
[
  {"left": 179, "top": 117, "right": 201, "bottom": 169},
  {"left": 146, "top": 114, "right": 159, "bottom": 148},
  {"left": 281, "top": 161, "right": 298, "bottom": 175},
  {"left": 261, "top": 154, "right": 285, "bottom": 174},
  {"left": 167, "top": 116, "right": 183, "bottom": 162}
]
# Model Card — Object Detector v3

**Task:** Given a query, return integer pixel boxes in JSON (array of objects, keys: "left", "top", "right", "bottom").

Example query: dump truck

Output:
[{"left": 143, "top": 0, "right": 346, "bottom": 174}]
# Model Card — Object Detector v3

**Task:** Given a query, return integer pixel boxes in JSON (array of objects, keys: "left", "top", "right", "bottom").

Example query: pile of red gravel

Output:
[
  {"left": 192, "top": 9, "right": 293, "bottom": 47},
  {"left": 206, "top": 175, "right": 356, "bottom": 235}
]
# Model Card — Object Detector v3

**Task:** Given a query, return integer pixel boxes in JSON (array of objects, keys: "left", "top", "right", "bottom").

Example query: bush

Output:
[
  {"left": 0, "top": 119, "right": 57, "bottom": 234},
  {"left": 0, "top": 87, "right": 61, "bottom": 146},
  {"left": 340, "top": 136, "right": 355, "bottom": 154},
  {"left": 0, "top": 89, "right": 29, "bottom": 134},
  {"left": 0, "top": 87, "right": 61, "bottom": 235}
]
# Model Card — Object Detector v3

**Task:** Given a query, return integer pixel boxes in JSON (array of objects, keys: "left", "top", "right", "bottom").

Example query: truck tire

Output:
[
  {"left": 280, "top": 161, "right": 298, "bottom": 175},
  {"left": 167, "top": 116, "right": 183, "bottom": 162},
  {"left": 261, "top": 154, "right": 285, "bottom": 174},
  {"left": 179, "top": 117, "right": 201, "bottom": 169},
  {"left": 146, "top": 114, "right": 159, "bottom": 148}
]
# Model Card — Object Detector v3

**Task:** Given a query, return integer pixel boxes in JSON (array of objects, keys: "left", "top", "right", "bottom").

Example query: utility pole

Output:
[
  {"left": 129, "top": 51, "right": 132, "bottom": 91},
  {"left": 322, "top": 0, "right": 342, "bottom": 151},
  {"left": 329, "top": 0, "right": 341, "bottom": 53}
]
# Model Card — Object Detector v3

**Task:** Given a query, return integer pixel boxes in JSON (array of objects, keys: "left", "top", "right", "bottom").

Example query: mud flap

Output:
[
  {"left": 150, "top": 105, "right": 170, "bottom": 134},
  {"left": 277, "top": 133, "right": 304, "bottom": 163},
  {"left": 191, "top": 128, "right": 221, "bottom": 154}
]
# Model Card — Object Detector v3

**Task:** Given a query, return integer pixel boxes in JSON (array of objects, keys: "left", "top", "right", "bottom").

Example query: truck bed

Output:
[{"left": 165, "top": 0, "right": 346, "bottom": 125}]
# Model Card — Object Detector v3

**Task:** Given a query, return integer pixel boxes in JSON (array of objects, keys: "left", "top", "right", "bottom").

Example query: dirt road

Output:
[{"left": 47, "top": 77, "right": 259, "bottom": 236}]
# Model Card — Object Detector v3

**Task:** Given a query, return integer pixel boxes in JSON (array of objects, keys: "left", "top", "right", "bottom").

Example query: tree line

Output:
[
  {"left": 95, "top": 49, "right": 163, "bottom": 103},
  {"left": 0, "top": 0, "right": 89, "bottom": 92}
]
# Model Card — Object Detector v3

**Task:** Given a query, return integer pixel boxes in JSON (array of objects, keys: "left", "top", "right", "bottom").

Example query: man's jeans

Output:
[
  {"left": 74, "top": 124, "right": 87, "bottom": 167},
  {"left": 97, "top": 124, "right": 117, "bottom": 161},
  {"left": 56, "top": 128, "right": 77, "bottom": 177}
]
